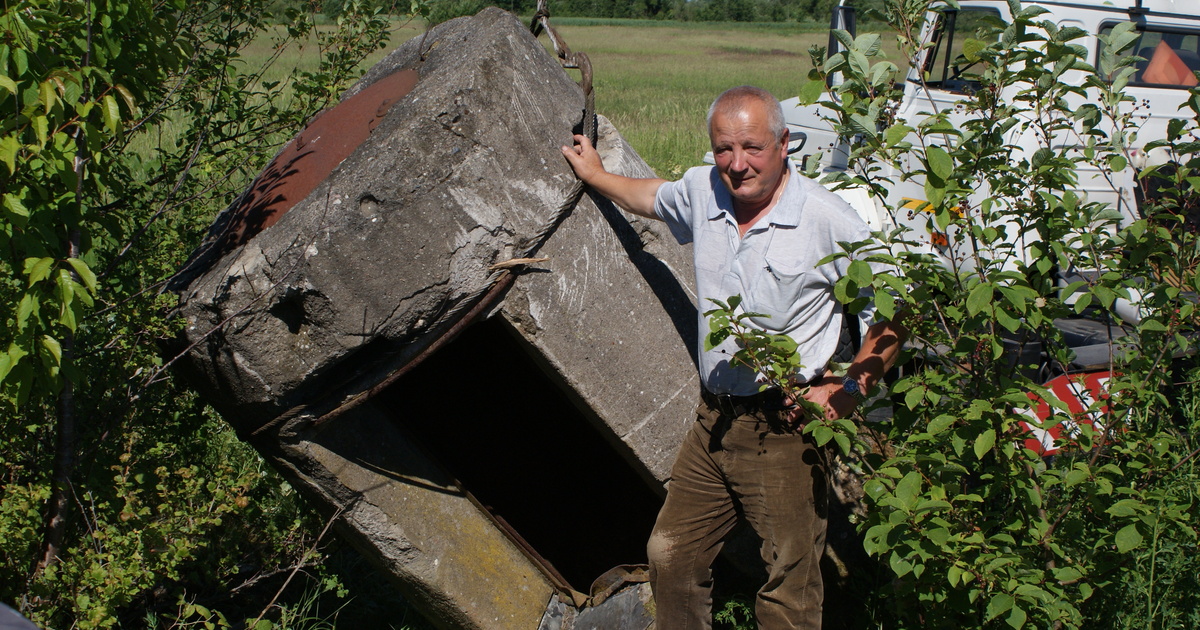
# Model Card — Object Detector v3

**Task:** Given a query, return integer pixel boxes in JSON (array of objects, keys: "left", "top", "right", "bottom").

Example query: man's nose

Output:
[{"left": 729, "top": 149, "right": 748, "bottom": 172}]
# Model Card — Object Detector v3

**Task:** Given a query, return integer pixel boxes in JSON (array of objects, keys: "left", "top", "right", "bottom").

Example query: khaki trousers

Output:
[{"left": 647, "top": 396, "right": 828, "bottom": 629}]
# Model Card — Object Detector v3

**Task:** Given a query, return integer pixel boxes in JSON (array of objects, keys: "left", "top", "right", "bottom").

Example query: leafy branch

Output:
[{"left": 703, "top": 295, "right": 859, "bottom": 455}]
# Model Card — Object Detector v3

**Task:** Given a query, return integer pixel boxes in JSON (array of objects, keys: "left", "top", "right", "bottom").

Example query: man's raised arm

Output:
[{"left": 561, "top": 134, "right": 666, "bottom": 220}]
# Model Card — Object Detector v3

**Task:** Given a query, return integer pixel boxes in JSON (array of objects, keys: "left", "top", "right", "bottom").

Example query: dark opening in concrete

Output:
[{"left": 376, "top": 318, "right": 663, "bottom": 591}]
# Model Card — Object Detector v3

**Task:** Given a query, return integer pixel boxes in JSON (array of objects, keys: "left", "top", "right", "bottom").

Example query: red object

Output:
[{"left": 1017, "top": 371, "right": 1117, "bottom": 456}]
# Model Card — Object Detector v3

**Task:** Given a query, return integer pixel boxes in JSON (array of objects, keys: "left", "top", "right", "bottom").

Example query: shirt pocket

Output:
[{"left": 746, "top": 257, "right": 822, "bottom": 332}]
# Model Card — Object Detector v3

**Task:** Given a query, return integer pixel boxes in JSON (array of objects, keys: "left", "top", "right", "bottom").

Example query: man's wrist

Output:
[{"left": 841, "top": 375, "right": 867, "bottom": 406}]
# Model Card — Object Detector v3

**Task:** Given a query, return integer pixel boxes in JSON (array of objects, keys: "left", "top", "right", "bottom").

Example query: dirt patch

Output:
[{"left": 710, "top": 46, "right": 802, "bottom": 57}]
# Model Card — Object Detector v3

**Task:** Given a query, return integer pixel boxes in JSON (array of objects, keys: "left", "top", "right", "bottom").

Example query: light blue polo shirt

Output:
[{"left": 654, "top": 161, "right": 882, "bottom": 396}]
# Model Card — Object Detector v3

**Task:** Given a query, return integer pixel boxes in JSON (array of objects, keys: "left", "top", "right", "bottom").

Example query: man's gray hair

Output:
[{"left": 706, "top": 86, "right": 786, "bottom": 139}]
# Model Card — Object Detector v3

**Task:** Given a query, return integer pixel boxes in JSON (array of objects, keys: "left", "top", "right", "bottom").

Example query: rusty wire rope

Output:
[{"left": 260, "top": 7, "right": 598, "bottom": 436}]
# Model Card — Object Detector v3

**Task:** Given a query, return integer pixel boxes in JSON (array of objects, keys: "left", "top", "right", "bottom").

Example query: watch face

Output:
[{"left": 843, "top": 377, "right": 864, "bottom": 402}]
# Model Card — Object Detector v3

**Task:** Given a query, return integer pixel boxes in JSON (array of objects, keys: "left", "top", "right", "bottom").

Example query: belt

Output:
[{"left": 701, "top": 388, "right": 789, "bottom": 419}]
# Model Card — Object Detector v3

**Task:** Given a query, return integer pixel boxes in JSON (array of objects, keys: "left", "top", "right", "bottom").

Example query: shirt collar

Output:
[{"left": 706, "top": 160, "right": 806, "bottom": 229}]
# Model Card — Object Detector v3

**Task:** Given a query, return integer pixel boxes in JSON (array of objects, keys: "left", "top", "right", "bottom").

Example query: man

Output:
[{"left": 561, "top": 86, "right": 905, "bottom": 628}]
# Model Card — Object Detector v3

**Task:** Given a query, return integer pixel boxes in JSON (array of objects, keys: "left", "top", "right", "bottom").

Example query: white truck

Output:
[
  {"left": 787, "top": 0, "right": 1198, "bottom": 240},
  {"left": 772, "top": 0, "right": 1199, "bottom": 339}
]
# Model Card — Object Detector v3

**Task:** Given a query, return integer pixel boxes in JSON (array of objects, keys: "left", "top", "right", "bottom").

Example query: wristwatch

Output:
[{"left": 841, "top": 376, "right": 867, "bottom": 406}]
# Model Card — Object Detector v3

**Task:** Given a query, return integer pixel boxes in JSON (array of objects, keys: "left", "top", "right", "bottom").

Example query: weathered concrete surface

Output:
[
  {"left": 498, "top": 114, "right": 699, "bottom": 482},
  {"left": 270, "top": 401, "right": 558, "bottom": 629},
  {"left": 171, "top": 7, "right": 697, "bottom": 483},
  {"left": 170, "top": 7, "right": 698, "bottom": 630}
]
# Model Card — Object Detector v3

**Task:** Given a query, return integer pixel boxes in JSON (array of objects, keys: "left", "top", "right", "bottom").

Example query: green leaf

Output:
[
  {"left": 967, "top": 282, "right": 993, "bottom": 316},
  {"left": 1, "top": 343, "right": 27, "bottom": 383},
  {"left": 925, "top": 179, "right": 946, "bottom": 210},
  {"left": 889, "top": 552, "right": 914, "bottom": 577},
  {"left": 846, "top": 113, "right": 879, "bottom": 142},
  {"left": 926, "top": 146, "right": 954, "bottom": 181},
  {"left": 101, "top": 94, "right": 121, "bottom": 135},
  {"left": 1052, "top": 566, "right": 1083, "bottom": 582},
  {"left": 947, "top": 564, "right": 964, "bottom": 587},
  {"left": 832, "top": 431, "right": 851, "bottom": 456},
  {"left": 895, "top": 471, "right": 921, "bottom": 510},
  {"left": 39, "top": 79, "right": 56, "bottom": 114},
  {"left": 962, "top": 38, "right": 986, "bottom": 62},
  {"left": 986, "top": 593, "right": 1015, "bottom": 621},
  {"left": 25, "top": 257, "right": 54, "bottom": 285},
  {"left": 863, "top": 479, "right": 888, "bottom": 501},
  {"left": 1073, "top": 291, "right": 1093, "bottom": 314},
  {"left": 874, "top": 291, "right": 895, "bottom": 320},
  {"left": 0, "top": 135, "right": 17, "bottom": 174},
  {"left": 1106, "top": 21, "right": 1141, "bottom": 57},
  {"left": 0, "top": 75, "right": 15, "bottom": 95},
  {"left": 41, "top": 335, "right": 62, "bottom": 365},
  {"left": 66, "top": 258, "right": 97, "bottom": 294},
  {"left": 928, "top": 414, "right": 956, "bottom": 434},
  {"left": 904, "top": 385, "right": 925, "bottom": 410},
  {"left": 1139, "top": 318, "right": 1168, "bottom": 333},
  {"left": 32, "top": 115, "right": 48, "bottom": 146},
  {"left": 114, "top": 84, "right": 136, "bottom": 113},
  {"left": 1006, "top": 605, "right": 1027, "bottom": 629},
  {"left": 1065, "top": 467, "right": 1090, "bottom": 487},
  {"left": 1106, "top": 499, "right": 1144, "bottom": 518},
  {"left": 974, "top": 429, "right": 996, "bottom": 460},
  {"left": 884, "top": 123, "right": 913, "bottom": 147},
  {"left": 16, "top": 294, "right": 35, "bottom": 329},
  {"left": 832, "top": 29, "right": 855, "bottom": 52},
  {"left": 1108, "top": 154, "right": 1127, "bottom": 172},
  {"left": 1115, "top": 523, "right": 1143, "bottom": 553},
  {"left": 3, "top": 192, "right": 29, "bottom": 222},
  {"left": 995, "top": 308, "right": 1021, "bottom": 333},
  {"left": 799, "top": 79, "right": 825, "bottom": 106},
  {"left": 855, "top": 33, "right": 882, "bottom": 57},
  {"left": 812, "top": 425, "right": 834, "bottom": 447},
  {"left": 848, "top": 259, "right": 872, "bottom": 288}
]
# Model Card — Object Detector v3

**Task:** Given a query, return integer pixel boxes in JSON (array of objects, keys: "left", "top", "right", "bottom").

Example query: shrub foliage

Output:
[
  {"left": 0, "top": 0, "right": 396, "bottom": 627},
  {"left": 790, "top": 0, "right": 1200, "bottom": 627}
]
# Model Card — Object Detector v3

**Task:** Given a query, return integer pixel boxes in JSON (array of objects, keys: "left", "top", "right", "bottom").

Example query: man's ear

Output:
[{"left": 779, "top": 128, "right": 790, "bottom": 155}]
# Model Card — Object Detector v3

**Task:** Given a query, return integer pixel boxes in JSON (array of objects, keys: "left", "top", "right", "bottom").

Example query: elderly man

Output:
[{"left": 561, "top": 86, "right": 905, "bottom": 628}]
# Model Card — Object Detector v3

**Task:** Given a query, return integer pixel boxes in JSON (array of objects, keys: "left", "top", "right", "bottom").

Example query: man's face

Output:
[{"left": 709, "top": 100, "right": 789, "bottom": 212}]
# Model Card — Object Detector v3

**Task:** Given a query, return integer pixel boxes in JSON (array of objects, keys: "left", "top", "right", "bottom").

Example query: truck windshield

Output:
[
  {"left": 1101, "top": 23, "right": 1200, "bottom": 88},
  {"left": 923, "top": 8, "right": 1002, "bottom": 93}
]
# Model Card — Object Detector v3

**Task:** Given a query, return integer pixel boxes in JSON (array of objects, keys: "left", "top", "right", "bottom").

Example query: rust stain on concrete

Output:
[{"left": 214, "top": 69, "right": 420, "bottom": 254}]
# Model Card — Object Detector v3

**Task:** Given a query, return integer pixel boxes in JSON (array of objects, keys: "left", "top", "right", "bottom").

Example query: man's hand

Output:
[
  {"left": 783, "top": 376, "right": 855, "bottom": 426},
  {"left": 560, "top": 134, "right": 607, "bottom": 185},
  {"left": 798, "top": 375, "right": 858, "bottom": 422},
  {"left": 560, "top": 134, "right": 666, "bottom": 219},
  {"left": 788, "top": 317, "right": 909, "bottom": 426}
]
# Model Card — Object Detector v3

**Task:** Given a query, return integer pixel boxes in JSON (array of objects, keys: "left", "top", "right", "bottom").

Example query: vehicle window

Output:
[
  {"left": 923, "top": 8, "right": 1003, "bottom": 93},
  {"left": 1101, "top": 23, "right": 1200, "bottom": 88}
]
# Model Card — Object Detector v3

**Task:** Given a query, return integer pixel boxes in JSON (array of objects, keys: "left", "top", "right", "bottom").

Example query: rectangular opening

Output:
[{"left": 375, "top": 317, "right": 663, "bottom": 591}]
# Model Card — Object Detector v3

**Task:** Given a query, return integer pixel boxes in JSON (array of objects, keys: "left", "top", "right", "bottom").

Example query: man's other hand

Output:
[
  {"left": 561, "top": 134, "right": 606, "bottom": 184},
  {"left": 794, "top": 375, "right": 857, "bottom": 423}
]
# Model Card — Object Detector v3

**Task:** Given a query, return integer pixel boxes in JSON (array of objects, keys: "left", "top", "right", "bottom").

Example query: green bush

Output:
[
  {"left": 0, "top": 0, "right": 400, "bottom": 626},
  {"left": 792, "top": 1, "right": 1200, "bottom": 627}
]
